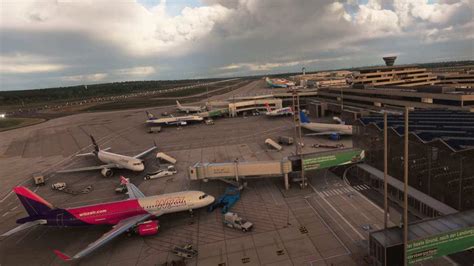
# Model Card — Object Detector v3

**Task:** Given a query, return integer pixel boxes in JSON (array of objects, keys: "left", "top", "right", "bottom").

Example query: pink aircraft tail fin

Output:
[
  {"left": 53, "top": 250, "right": 72, "bottom": 261},
  {"left": 120, "top": 176, "right": 129, "bottom": 185},
  {"left": 14, "top": 186, "right": 53, "bottom": 217},
  {"left": 264, "top": 103, "right": 271, "bottom": 112}
]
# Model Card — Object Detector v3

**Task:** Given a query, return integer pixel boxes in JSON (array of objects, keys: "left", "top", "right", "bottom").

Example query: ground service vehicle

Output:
[
  {"left": 51, "top": 182, "right": 67, "bottom": 191},
  {"left": 148, "top": 127, "right": 161, "bottom": 133},
  {"left": 144, "top": 165, "right": 177, "bottom": 180},
  {"left": 208, "top": 186, "right": 241, "bottom": 214},
  {"left": 156, "top": 152, "right": 177, "bottom": 164},
  {"left": 33, "top": 174, "right": 45, "bottom": 186},
  {"left": 278, "top": 136, "right": 294, "bottom": 145},
  {"left": 265, "top": 138, "right": 283, "bottom": 151},
  {"left": 223, "top": 212, "right": 253, "bottom": 232}
]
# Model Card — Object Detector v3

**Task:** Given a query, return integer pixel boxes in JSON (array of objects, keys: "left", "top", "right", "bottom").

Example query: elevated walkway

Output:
[{"left": 188, "top": 148, "right": 365, "bottom": 189}]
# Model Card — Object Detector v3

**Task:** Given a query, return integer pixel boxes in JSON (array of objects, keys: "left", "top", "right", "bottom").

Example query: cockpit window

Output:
[{"left": 199, "top": 194, "right": 208, "bottom": 200}]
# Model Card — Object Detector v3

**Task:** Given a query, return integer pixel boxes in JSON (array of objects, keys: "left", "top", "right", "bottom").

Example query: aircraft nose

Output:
[{"left": 207, "top": 195, "right": 215, "bottom": 205}]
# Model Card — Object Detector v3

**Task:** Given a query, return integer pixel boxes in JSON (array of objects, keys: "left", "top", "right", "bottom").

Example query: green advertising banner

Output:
[
  {"left": 407, "top": 227, "right": 474, "bottom": 265},
  {"left": 302, "top": 149, "right": 364, "bottom": 171}
]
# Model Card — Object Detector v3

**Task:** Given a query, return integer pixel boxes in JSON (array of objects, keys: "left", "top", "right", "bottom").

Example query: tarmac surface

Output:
[{"left": 0, "top": 80, "right": 454, "bottom": 265}]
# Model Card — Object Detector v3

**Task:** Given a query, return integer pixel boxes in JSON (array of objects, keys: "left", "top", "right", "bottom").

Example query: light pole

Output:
[
  {"left": 403, "top": 106, "right": 409, "bottom": 266},
  {"left": 341, "top": 87, "right": 344, "bottom": 111},
  {"left": 291, "top": 87, "right": 305, "bottom": 188},
  {"left": 384, "top": 111, "right": 388, "bottom": 229}
]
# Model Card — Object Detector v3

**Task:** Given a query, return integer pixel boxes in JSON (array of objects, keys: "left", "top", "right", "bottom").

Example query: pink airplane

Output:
[{"left": 1, "top": 177, "right": 215, "bottom": 261}]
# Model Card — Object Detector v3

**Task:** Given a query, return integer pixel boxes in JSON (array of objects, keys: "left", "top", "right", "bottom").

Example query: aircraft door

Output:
[{"left": 56, "top": 213, "right": 64, "bottom": 227}]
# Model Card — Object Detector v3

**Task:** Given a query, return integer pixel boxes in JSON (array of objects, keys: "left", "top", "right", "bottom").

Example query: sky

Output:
[{"left": 0, "top": 0, "right": 473, "bottom": 91}]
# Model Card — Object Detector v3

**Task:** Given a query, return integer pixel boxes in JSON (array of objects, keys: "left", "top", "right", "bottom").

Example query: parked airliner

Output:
[
  {"left": 1, "top": 177, "right": 214, "bottom": 261},
  {"left": 300, "top": 111, "right": 352, "bottom": 139},
  {"left": 146, "top": 111, "right": 203, "bottom": 126},
  {"left": 264, "top": 103, "right": 293, "bottom": 116},
  {"left": 176, "top": 100, "right": 205, "bottom": 113},
  {"left": 56, "top": 135, "right": 156, "bottom": 177}
]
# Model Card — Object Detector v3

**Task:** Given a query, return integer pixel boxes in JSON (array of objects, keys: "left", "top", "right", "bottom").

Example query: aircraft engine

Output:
[
  {"left": 100, "top": 168, "right": 114, "bottom": 177},
  {"left": 136, "top": 220, "right": 159, "bottom": 236}
]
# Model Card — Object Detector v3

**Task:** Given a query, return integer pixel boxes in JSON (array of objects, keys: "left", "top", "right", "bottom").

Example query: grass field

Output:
[
  {"left": 85, "top": 80, "right": 252, "bottom": 112},
  {"left": 0, "top": 118, "right": 45, "bottom": 131}
]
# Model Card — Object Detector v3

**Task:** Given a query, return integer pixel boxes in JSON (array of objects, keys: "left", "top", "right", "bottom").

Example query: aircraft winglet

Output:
[{"left": 53, "top": 249, "right": 72, "bottom": 261}]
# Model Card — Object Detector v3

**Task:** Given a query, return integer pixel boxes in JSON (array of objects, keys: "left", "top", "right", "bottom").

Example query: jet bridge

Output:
[
  {"left": 189, "top": 159, "right": 292, "bottom": 181},
  {"left": 188, "top": 148, "right": 365, "bottom": 189}
]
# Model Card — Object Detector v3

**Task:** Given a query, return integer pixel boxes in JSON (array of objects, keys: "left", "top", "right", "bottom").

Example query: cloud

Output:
[
  {"left": 0, "top": 54, "right": 66, "bottom": 73},
  {"left": 0, "top": 0, "right": 472, "bottom": 90},
  {"left": 1, "top": 0, "right": 231, "bottom": 56},
  {"left": 62, "top": 73, "right": 108, "bottom": 83},
  {"left": 113, "top": 66, "right": 156, "bottom": 77}
]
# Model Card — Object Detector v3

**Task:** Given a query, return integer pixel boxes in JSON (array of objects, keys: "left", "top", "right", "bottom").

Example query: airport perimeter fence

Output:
[{"left": 353, "top": 123, "right": 474, "bottom": 212}]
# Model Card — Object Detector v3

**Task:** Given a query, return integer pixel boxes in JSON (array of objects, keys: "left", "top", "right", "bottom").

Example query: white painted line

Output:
[
  {"left": 305, "top": 198, "right": 352, "bottom": 255},
  {"left": 354, "top": 185, "right": 362, "bottom": 190},
  {"left": 0, "top": 191, "right": 13, "bottom": 203},
  {"left": 334, "top": 189, "right": 342, "bottom": 195},
  {"left": 2, "top": 211, "right": 10, "bottom": 217},
  {"left": 310, "top": 184, "right": 366, "bottom": 240},
  {"left": 33, "top": 187, "right": 39, "bottom": 193},
  {"left": 342, "top": 188, "right": 351, "bottom": 193},
  {"left": 327, "top": 191, "right": 335, "bottom": 196},
  {"left": 10, "top": 206, "right": 18, "bottom": 211},
  {"left": 322, "top": 191, "right": 329, "bottom": 197},
  {"left": 363, "top": 184, "right": 370, "bottom": 190},
  {"left": 349, "top": 185, "right": 384, "bottom": 214}
]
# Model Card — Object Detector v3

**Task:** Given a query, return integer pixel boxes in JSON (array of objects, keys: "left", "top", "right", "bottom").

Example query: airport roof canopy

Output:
[
  {"left": 370, "top": 209, "right": 474, "bottom": 248},
  {"left": 357, "top": 164, "right": 457, "bottom": 216},
  {"left": 359, "top": 110, "right": 474, "bottom": 152}
]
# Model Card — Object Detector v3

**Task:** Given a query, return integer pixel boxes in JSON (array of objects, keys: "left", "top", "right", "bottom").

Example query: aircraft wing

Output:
[
  {"left": 305, "top": 131, "right": 342, "bottom": 136},
  {"left": 76, "top": 148, "right": 111, "bottom": 157},
  {"left": 53, "top": 213, "right": 152, "bottom": 261},
  {"left": 75, "top": 152, "right": 95, "bottom": 157},
  {"left": 1, "top": 219, "right": 46, "bottom": 237},
  {"left": 56, "top": 163, "right": 117, "bottom": 173},
  {"left": 133, "top": 145, "right": 157, "bottom": 159},
  {"left": 120, "top": 176, "right": 145, "bottom": 199}
]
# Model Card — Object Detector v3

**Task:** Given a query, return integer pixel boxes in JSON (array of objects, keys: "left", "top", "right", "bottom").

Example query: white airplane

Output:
[
  {"left": 146, "top": 111, "right": 203, "bottom": 126},
  {"left": 299, "top": 111, "right": 352, "bottom": 140},
  {"left": 56, "top": 135, "right": 156, "bottom": 177},
  {"left": 176, "top": 100, "right": 205, "bottom": 113},
  {"left": 264, "top": 103, "right": 293, "bottom": 116},
  {"left": 1, "top": 177, "right": 214, "bottom": 261}
]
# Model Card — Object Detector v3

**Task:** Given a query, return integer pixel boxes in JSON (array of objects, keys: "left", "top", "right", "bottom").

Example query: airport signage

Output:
[
  {"left": 302, "top": 149, "right": 364, "bottom": 171},
  {"left": 406, "top": 227, "right": 474, "bottom": 265}
]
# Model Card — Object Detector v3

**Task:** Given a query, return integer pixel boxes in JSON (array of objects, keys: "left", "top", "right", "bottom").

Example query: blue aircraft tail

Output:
[{"left": 299, "top": 111, "right": 310, "bottom": 123}]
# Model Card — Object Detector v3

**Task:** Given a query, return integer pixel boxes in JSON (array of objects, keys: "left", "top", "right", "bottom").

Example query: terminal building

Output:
[
  {"left": 307, "top": 58, "right": 474, "bottom": 115},
  {"left": 349, "top": 110, "right": 474, "bottom": 265},
  {"left": 227, "top": 98, "right": 282, "bottom": 117},
  {"left": 353, "top": 109, "right": 474, "bottom": 212},
  {"left": 349, "top": 65, "right": 439, "bottom": 87},
  {"left": 315, "top": 85, "right": 474, "bottom": 113}
]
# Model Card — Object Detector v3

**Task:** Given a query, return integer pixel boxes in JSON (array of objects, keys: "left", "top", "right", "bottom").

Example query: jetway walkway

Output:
[{"left": 188, "top": 148, "right": 365, "bottom": 189}]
